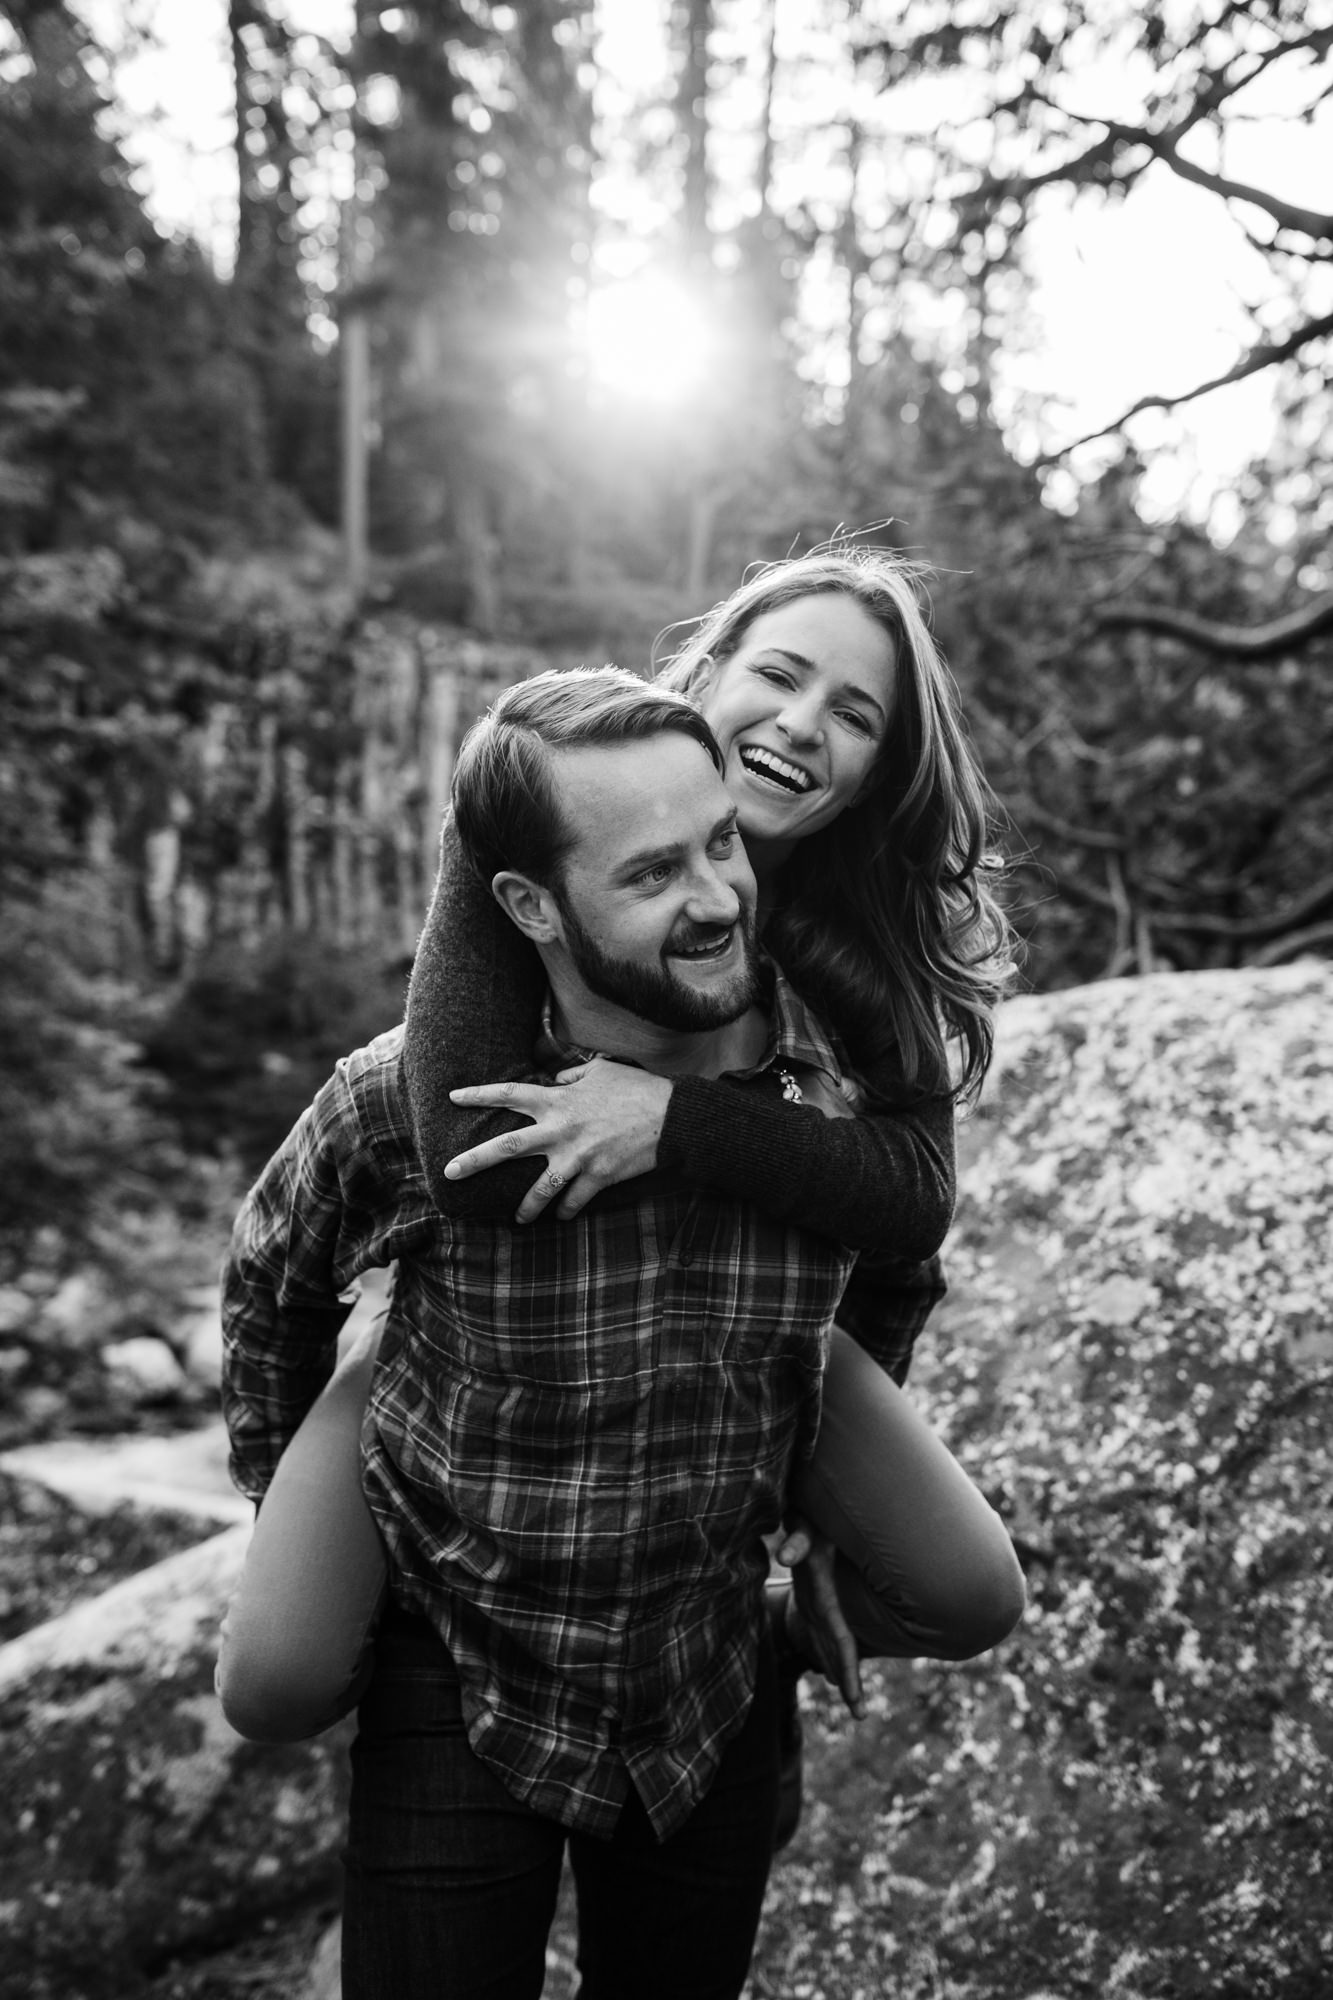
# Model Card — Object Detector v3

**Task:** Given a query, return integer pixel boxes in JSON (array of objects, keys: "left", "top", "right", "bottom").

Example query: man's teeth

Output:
[{"left": 739, "top": 747, "right": 814, "bottom": 793}]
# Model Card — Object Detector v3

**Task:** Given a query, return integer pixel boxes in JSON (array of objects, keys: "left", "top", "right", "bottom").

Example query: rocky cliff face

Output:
[{"left": 822, "top": 960, "right": 1333, "bottom": 1997}]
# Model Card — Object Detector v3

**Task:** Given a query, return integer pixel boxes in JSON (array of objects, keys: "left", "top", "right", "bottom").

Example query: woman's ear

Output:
[{"left": 490, "top": 870, "right": 562, "bottom": 944}]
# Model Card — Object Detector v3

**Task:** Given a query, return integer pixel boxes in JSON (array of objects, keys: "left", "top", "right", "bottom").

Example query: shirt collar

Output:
[{"left": 534, "top": 955, "right": 848, "bottom": 1091}]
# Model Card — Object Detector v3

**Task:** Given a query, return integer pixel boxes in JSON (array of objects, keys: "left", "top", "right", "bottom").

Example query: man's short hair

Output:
[{"left": 451, "top": 665, "right": 723, "bottom": 886}]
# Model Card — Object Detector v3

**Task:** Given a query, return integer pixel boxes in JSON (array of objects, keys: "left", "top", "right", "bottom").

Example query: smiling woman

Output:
[{"left": 691, "top": 593, "right": 897, "bottom": 877}]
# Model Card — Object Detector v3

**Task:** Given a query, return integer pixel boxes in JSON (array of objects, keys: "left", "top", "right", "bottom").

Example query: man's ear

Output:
[{"left": 491, "top": 870, "right": 563, "bottom": 944}]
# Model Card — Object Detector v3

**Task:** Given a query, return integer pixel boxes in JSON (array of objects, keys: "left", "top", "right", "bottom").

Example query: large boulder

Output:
[
  {"left": 765, "top": 960, "right": 1333, "bottom": 1998},
  {"left": 0, "top": 1525, "right": 351, "bottom": 2000}
]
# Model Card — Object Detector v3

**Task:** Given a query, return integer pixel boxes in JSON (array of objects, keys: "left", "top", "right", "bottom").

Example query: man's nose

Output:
[{"left": 685, "top": 861, "right": 741, "bottom": 926}]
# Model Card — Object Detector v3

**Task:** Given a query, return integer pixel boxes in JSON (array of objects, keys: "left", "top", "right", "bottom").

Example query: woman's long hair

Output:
[{"left": 655, "top": 545, "right": 1019, "bottom": 1104}]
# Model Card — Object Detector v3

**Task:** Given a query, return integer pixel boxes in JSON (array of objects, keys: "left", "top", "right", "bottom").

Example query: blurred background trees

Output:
[{"left": 0, "top": 0, "right": 1329, "bottom": 1274}]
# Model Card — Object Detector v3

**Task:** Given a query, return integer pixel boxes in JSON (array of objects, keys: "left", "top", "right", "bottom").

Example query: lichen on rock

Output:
[{"left": 859, "top": 961, "right": 1333, "bottom": 1996}]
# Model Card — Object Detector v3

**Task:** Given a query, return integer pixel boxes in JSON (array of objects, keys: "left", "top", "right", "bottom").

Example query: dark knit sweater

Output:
[{"left": 401, "top": 816, "right": 955, "bottom": 1264}]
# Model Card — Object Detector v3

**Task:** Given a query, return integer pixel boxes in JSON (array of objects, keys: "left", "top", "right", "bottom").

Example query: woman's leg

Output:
[
  {"left": 790, "top": 1326, "right": 1026, "bottom": 1662},
  {"left": 216, "top": 1322, "right": 388, "bottom": 1742}
]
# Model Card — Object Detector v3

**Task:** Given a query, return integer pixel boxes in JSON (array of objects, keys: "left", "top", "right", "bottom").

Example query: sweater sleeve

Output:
[
  {"left": 401, "top": 811, "right": 551, "bottom": 1222},
  {"left": 655, "top": 1054, "right": 955, "bottom": 1257}
]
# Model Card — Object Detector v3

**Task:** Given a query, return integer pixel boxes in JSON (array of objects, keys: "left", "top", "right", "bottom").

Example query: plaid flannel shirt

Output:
[{"left": 222, "top": 973, "right": 893, "bottom": 1838}]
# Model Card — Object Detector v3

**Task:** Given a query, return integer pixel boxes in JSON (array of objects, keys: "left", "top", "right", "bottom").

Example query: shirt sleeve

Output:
[
  {"left": 656, "top": 1064, "right": 956, "bottom": 1258},
  {"left": 401, "top": 810, "right": 551, "bottom": 1222},
  {"left": 834, "top": 1251, "right": 948, "bottom": 1384},
  {"left": 220, "top": 1052, "right": 423, "bottom": 1503}
]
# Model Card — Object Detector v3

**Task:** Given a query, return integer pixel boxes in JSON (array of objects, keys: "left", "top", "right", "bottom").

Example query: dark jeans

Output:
[{"left": 341, "top": 1615, "right": 780, "bottom": 2000}]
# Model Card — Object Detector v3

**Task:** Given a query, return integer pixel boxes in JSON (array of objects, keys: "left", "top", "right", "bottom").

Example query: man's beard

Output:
[{"left": 556, "top": 897, "right": 761, "bottom": 1033}]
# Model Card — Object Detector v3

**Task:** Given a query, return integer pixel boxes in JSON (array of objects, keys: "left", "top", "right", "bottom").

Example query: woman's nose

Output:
[{"left": 777, "top": 693, "right": 825, "bottom": 745}]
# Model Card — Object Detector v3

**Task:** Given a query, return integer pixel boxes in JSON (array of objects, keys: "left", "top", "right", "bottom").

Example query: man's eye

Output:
[
  {"left": 710, "top": 829, "right": 737, "bottom": 855},
  {"left": 635, "top": 863, "right": 672, "bottom": 887}
]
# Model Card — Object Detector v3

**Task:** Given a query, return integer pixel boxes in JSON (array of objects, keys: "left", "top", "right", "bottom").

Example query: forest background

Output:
[
  {"left": 1, "top": 5, "right": 1331, "bottom": 1996},
  {"left": 1, "top": 0, "right": 1330, "bottom": 1508}
]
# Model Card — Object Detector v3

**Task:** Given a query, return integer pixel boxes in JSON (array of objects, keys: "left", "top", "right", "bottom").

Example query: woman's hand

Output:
[{"left": 444, "top": 1057, "right": 673, "bottom": 1223}]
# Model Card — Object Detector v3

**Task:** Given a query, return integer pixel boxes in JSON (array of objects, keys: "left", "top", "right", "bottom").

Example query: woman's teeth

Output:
[{"left": 738, "top": 747, "right": 813, "bottom": 794}]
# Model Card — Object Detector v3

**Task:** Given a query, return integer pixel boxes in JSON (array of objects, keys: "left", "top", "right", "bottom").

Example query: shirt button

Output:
[{"left": 679, "top": 1251, "right": 693, "bottom": 1268}]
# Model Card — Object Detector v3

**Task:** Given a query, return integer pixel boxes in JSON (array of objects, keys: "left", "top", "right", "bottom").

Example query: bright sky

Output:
[{"left": 77, "top": 0, "right": 1330, "bottom": 531}]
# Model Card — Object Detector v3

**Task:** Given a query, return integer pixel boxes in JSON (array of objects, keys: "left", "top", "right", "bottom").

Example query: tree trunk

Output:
[
  {"left": 340, "top": 306, "right": 371, "bottom": 602},
  {"left": 674, "top": 0, "right": 712, "bottom": 275},
  {"left": 684, "top": 484, "right": 722, "bottom": 602},
  {"left": 456, "top": 483, "right": 502, "bottom": 634},
  {"left": 228, "top": 2, "right": 261, "bottom": 290}
]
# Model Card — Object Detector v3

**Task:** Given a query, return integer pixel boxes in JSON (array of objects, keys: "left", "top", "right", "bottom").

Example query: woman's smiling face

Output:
[{"left": 699, "top": 591, "right": 898, "bottom": 870}]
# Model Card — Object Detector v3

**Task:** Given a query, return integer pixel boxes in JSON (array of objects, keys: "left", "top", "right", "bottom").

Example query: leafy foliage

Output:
[
  {"left": 0, "top": 2, "right": 1327, "bottom": 1312},
  {"left": 142, "top": 934, "right": 408, "bottom": 1178}
]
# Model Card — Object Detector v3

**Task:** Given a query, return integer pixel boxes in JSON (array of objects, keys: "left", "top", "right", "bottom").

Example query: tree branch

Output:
[
  {"left": 1153, "top": 872, "right": 1333, "bottom": 944},
  {"left": 1038, "top": 863, "right": 1119, "bottom": 915},
  {"left": 1096, "top": 593, "right": 1333, "bottom": 659},
  {"left": 1151, "top": 137, "right": 1333, "bottom": 244},
  {"left": 1021, "top": 802, "right": 1125, "bottom": 853},
  {"left": 1248, "top": 921, "right": 1333, "bottom": 969},
  {"left": 961, "top": 32, "right": 1333, "bottom": 243},
  {"left": 1036, "top": 308, "right": 1333, "bottom": 462}
]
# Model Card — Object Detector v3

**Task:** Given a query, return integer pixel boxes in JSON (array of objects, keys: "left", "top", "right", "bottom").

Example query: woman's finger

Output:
[
  {"left": 443, "top": 1129, "right": 542, "bottom": 1181},
  {"left": 513, "top": 1164, "right": 574, "bottom": 1226},
  {"left": 449, "top": 1080, "right": 544, "bottom": 1110},
  {"left": 776, "top": 1516, "right": 813, "bottom": 1566}
]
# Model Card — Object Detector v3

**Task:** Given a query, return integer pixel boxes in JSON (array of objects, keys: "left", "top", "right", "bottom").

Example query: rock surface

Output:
[
  {"left": 813, "top": 958, "right": 1333, "bottom": 1998},
  {"left": 1, "top": 965, "right": 1329, "bottom": 2000},
  {"left": 0, "top": 1425, "right": 250, "bottom": 1526},
  {"left": 0, "top": 1526, "right": 351, "bottom": 2000}
]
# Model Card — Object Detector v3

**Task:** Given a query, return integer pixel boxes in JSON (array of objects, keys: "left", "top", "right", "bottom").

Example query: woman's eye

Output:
[
  {"left": 838, "top": 709, "right": 874, "bottom": 735},
  {"left": 755, "top": 664, "right": 794, "bottom": 687}
]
